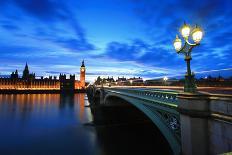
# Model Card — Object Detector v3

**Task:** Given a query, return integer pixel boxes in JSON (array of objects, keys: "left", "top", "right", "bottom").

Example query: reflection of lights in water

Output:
[
  {"left": 0, "top": 94, "right": 93, "bottom": 125},
  {"left": 79, "top": 93, "right": 85, "bottom": 121},
  {"left": 0, "top": 94, "right": 61, "bottom": 116},
  {"left": 79, "top": 94, "right": 93, "bottom": 122},
  {"left": 73, "top": 94, "right": 93, "bottom": 123},
  {"left": 84, "top": 99, "right": 93, "bottom": 122}
]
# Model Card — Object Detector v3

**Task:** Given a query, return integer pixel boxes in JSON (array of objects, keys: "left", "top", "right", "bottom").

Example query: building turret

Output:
[{"left": 10, "top": 69, "right": 19, "bottom": 79}]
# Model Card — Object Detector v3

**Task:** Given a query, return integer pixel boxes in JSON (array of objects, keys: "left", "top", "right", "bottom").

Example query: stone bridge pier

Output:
[
  {"left": 87, "top": 86, "right": 105, "bottom": 105},
  {"left": 178, "top": 93, "right": 232, "bottom": 155},
  {"left": 87, "top": 86, "right": 232, "bottom": 155}
]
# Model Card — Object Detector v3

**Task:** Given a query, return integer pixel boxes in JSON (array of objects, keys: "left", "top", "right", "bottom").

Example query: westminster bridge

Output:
[{"left": 87, "top": 86, "right": 232, "bottom": 155}]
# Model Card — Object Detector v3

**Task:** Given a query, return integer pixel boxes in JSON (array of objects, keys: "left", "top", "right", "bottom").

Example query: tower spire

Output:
[
  {"left": 81, "top": 60, "right": 85, "bottom": 67},
  {"left": 22, "top": 62, "right": 29, "bottom": 79}
]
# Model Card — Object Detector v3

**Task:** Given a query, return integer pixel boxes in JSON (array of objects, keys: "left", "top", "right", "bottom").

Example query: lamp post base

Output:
[{"left": 184, "top": 74, "right": 197, "bottom": 93}]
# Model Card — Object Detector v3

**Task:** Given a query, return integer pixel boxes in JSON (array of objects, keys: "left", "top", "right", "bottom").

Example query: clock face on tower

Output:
[{"left": 81, "top": 68, "right": 85, "bottom": 72}]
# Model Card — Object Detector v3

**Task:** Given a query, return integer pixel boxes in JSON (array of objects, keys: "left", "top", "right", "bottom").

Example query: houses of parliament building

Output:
[{"left": 0, "top": 61, "right": 86, "bottom": 92}]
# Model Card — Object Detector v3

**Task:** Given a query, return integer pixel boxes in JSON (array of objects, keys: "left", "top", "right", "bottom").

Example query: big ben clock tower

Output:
[{"left": 80, "top": 60, "right": 85, "bottom": 88}]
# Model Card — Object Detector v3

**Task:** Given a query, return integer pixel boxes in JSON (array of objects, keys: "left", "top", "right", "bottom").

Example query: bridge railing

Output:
[{"left": 104, "top": 87, "right": 179, "bottom": 107}]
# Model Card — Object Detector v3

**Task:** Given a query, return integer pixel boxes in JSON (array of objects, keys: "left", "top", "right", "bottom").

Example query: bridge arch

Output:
[{"left": 104, "top": 93, "right": 180, "bottom": 155}]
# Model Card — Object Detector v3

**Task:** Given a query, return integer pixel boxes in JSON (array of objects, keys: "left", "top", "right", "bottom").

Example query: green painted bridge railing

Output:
[{"left": 104, "top": 87, "right": 179, "bottom": 108}]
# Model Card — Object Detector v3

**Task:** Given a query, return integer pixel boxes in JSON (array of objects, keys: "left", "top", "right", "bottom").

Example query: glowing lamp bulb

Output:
[
  {"left": 181, "top": 23, "right": 191, "bottom": 38},
  {"left": 192, "top": 26, "right": 203, "bottom": 43},
  {"left": 173, "top": 35, "right": 182, "bottom": 51}
]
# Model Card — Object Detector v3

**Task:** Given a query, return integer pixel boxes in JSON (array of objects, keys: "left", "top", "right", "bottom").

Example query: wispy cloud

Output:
[{"left": 0, "top": 0, "right": 231, "bottom": 81}]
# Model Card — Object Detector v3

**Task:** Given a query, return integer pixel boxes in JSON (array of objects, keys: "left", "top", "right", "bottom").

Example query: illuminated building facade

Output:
[{"left": 0, "top": 61, "right": 86, "bottom": 91}]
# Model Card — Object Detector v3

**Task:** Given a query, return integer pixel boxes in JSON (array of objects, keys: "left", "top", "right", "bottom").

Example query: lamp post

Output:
[{"left": 173, "top": 22, "right": 203, "bottom": 93}]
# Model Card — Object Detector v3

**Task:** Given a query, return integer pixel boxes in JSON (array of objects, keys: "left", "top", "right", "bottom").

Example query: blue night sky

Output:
[{"left": 0, "top": 0, "right": 232, "bottom": 81}]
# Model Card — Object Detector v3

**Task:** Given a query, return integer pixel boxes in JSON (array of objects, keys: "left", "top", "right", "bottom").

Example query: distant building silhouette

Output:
[
  {"left": 60, "top": 74, "right": 75, "bottom": 92},
  {"left": 0, "top": 61, "right": 86, "bottom": 91},
  {"left": 94, "top": 76, "right": 144, "bottom": 86},
  {"left": 144, "top": 76, "right": 232, "bottom": 87},
  {"left": 94, "top": 75, "right": 232, "bottom": 87}
]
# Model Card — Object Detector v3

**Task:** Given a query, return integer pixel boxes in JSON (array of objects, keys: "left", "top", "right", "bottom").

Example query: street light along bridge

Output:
[{"left": 87, "top": 85, "right": 232, "bottom": 155}]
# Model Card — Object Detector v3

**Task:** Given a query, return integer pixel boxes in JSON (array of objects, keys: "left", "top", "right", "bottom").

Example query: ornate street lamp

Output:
[{"left": 173, "top": 22, "right": 203, "bottom": 93}]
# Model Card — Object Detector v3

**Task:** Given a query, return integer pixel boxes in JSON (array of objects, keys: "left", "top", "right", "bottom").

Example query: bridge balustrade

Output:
[{"left": 104, "top": 88, "right": 179, "bottom": 106}]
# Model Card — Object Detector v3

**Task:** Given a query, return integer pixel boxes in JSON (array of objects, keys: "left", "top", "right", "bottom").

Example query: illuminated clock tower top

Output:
[{"left": 80, "top": 60, "right": 85, "bottom": 88}]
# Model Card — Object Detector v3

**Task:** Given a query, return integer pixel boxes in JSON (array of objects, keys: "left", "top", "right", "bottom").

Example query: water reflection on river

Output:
[{"left": 0, "top": 94, "right": 170, "bottom": 155}]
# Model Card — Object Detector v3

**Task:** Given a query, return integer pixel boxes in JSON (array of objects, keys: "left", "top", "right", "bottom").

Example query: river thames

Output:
[{"left": 0, "top": 93, "right": 171, "bottom": 155}]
